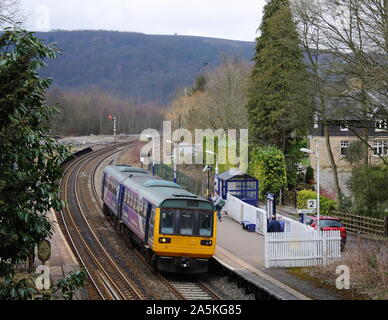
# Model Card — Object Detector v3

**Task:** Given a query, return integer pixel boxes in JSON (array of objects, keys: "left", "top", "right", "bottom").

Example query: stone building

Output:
[{"left": 308, "top": 92, "right": 388, "bottom": 200}]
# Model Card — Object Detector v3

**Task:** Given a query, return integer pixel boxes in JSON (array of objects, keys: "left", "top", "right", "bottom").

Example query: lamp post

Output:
[
  {"left": 166, "top": 140, "right": 178, "bottom": 183},
  {"left": 206, "top": 150, "right": 219, "bottom": 194},
  {"left": 300, "top": 142, "right": 320, "bottom": 230},
  {"left": 203, "top": 165, "right": 213, "bottom": 199},
  {"left": 146, "top": 134, "right": 156, "bottom": 176}
]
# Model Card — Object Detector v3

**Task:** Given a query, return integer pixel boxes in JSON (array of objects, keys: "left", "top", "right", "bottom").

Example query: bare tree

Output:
[
  {"left": 292, "top": 0, "right": 347, "bottom": 203},
  {"left": 0, "top": 0, "right": 20, "bottom": 26},
  {"left": 292, "top": 0, "right": 388, "bottom": 168},
  {"left": 166, "top": 56, "right": 251, "bottom": 132}
]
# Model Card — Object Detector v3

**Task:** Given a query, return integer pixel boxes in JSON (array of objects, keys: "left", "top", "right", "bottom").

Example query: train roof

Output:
[{"left": 104, "top": 165, "right": 214, "bottom": 210}]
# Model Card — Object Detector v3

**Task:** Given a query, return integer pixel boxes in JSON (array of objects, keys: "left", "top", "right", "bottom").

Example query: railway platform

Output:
[
  {"left": 215, "top": 214, "right": 342, "bottom": 300},
  {"left": 33, "top": 209, "right": 86, "bottom": 300}
]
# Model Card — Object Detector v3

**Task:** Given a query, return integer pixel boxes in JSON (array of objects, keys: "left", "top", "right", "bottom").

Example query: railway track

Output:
[
  {"left": 60, "top": 141, "right": 224, "bottom": 300},
  {"left": 60, "top": 142, "right": 144, "bottom": 300},
  {"left": 88, "top": 144, "right": 224, "bottom": 301},
  {"left": 164, "top": 278, "right": 223, "bottom": 300}
]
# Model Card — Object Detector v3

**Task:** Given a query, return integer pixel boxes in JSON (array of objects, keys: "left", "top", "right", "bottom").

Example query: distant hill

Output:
[{"left": 36, "top": 30, "right": 255, "bottom": 104}]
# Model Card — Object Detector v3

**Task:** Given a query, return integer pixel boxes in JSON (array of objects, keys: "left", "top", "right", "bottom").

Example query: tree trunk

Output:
[
  {"left": 384, "top": 0, "right": 388, "bottom": 52},
  {"left": 324, "top": 122, "right": 342, "bottom": 205}
]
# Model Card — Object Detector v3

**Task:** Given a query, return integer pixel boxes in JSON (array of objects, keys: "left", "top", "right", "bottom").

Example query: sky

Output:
[{"left": 20, "top": 0, "right": 266, "bottom": 42}]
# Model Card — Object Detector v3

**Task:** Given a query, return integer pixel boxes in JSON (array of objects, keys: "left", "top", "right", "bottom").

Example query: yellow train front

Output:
[
  {"left": 102, "top": 165, "right": 217, "bottom": 274},
  {"left": 152, "top": 203, "right": 217, "bottom": 273}
]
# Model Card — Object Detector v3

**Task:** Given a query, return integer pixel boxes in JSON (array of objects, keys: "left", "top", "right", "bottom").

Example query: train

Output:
[{"left": 101, "top": 165, "right": 217, "bottom": 274}]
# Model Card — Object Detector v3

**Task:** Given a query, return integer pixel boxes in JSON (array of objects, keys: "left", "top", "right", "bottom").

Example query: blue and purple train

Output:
[{"left": 101, "top": 165, "right": 217, "bottom": 274}]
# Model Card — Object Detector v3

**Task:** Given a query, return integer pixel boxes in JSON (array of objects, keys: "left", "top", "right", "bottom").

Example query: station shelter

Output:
[{"left": 217, "top": 169, "right": 259, "bottom": 207}]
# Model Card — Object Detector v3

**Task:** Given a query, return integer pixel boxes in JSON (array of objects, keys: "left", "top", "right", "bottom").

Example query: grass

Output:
[{"left": 288, "top": 239, "right": 388, "bottom": 300}]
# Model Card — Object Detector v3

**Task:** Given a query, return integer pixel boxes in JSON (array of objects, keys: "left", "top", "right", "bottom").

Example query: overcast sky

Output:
[{"left": 20, "top": 0, "right": 266, "bottom": 42}]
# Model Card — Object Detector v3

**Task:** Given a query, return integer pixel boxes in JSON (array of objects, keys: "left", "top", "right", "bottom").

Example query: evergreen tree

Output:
[
  {"left": 247, "top": 0, "right": 311, "bottom": 152},
  {"left": 0, "top": 29, "right": 69, "bottom": 279}
]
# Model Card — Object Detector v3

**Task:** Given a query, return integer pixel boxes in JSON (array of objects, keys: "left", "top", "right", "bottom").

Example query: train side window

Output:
[
  {"left": 140, "top": 200, "right": 145, "bottom": 217},
  {"left": 161, "top": 211, "right": 175, "bottom": 235}
]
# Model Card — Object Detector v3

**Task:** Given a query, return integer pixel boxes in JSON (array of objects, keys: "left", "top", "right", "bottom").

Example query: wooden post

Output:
[{"left": 384, "top": 216, "right": 388, "bottom": 238}]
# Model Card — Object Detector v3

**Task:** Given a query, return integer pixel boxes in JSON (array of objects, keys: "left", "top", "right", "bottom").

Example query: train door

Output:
[
  {"left": 101, "top": 173, "right": 106, "bottom": 199},
  {"left": 144, "top": 203, "right": 152, "bottom": 244},
  {"left": 118, "top": 185, "right": 124, "bottom": 220}
]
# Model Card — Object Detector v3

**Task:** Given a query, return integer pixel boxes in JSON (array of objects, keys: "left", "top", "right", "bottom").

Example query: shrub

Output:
[
  {"left": 305, "top": 166, "right": 314, "bottom": 184},
  {"left": 348, "top": 165, "right": 388, "bottom": 219},
  {"left": 297, "top": 190, "right": 337, "bottom": 215},
  {"left": 248, "top": 146, "right": 287, "bottom": 200}
]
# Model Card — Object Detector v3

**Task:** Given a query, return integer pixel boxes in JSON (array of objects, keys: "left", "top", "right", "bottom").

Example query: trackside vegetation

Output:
[{"left": 0, "top": 28, "right": 85, "bottom": 300}]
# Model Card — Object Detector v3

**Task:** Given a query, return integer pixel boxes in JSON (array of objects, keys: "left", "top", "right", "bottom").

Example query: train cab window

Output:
[
  {"left": 161, "top": 211, "right": 175, "bottom": 235},
  {"left": 199, "top": 213, "right": 212, "bottom": 237},
  {"left": 179, "top": 212, "right": 194, "bottom": 236}
]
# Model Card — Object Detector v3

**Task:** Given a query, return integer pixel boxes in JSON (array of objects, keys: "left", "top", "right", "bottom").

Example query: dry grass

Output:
[
  {"left": 304, "top": 239, "right": 388, "bottom": 300},
  {"left": 117, "top": 141, "right": 146, "bottom": 167}
]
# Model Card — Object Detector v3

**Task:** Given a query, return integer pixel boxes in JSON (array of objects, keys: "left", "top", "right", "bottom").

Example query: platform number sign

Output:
[{"left": 307, "top": 199, "right": 317, "bottom": 210}]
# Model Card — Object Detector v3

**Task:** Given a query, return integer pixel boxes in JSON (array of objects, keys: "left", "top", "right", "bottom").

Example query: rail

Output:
[{"left": 60, "top": 143, "right": 144, "bottom": 300}]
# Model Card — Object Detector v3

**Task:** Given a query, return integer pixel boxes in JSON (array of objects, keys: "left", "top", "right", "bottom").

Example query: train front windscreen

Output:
[{"left": 160, "top": 209, "right": 214, "bottom": 238}]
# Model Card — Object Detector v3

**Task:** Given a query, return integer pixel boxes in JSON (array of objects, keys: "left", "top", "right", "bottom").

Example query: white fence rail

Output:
[
  {"left": 225, "top": 194, "right": 267, "bottom": 235},
  {"left": 224, "top": 194, "right": 342, "bottom": 268},
  {"left": 265, "top": 230, "right": 342, "bottom": 268},
  {"left": 277, "top": 214, "right": 315, "bottom": 233}
]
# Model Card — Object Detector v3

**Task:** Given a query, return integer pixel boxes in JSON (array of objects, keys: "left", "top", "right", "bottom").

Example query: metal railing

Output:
[{"left": 153, "top": 164, "right": 207, "bottom": 197}]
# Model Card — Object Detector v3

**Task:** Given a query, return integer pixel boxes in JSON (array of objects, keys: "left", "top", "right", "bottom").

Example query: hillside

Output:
[{"left": 36, "top": 30, "right": 255, "bottom": 104}]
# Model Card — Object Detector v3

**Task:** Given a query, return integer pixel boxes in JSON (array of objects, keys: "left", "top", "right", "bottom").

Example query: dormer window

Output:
[
  {"left": 375, "top": 120, "right": 388, "bottom": 132},
  {"left": 340, "top": 122, "right": 349, "bottom": 132}
]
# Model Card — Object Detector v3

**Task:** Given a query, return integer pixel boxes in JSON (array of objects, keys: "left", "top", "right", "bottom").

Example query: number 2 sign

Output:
[{"left": 307, "top": 199, "right": 317, "bottom": 209}]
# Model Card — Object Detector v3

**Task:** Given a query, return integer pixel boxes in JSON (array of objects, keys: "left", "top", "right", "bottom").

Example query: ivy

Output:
[{"left": 248, "top": 146, "right": 287, "bottom": 200}]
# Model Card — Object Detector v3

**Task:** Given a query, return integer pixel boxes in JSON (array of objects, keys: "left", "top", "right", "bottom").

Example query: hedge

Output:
[
  {"left": 248, "top": 146, "right": 287, "bottom": 200},
  {"left": 297, "top": 190, "right": 337, "bottom": 216}
]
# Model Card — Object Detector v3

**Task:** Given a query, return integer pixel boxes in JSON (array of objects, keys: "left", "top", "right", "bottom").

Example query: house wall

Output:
[{"left": 307, "top": 136, "right": 388, "bottom": 199}]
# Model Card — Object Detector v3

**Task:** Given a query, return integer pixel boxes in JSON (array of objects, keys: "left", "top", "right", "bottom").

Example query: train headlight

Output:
[
  {"left": 159, "top": 237, "right": 171, "bottom": 244},
  {"left": 201, "top": 240, "right": 213, "bottom": 246}
]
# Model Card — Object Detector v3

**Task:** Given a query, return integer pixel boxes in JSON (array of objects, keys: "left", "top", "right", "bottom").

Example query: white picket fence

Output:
[
  {"left": 265, "top": 230, "right": 342, "bottom": 268},
  {"left": 225, "top": 194, "right": 267, "bottom": 235},
  {"left": 224, "top": 194, "right": 342, "bottom": 268}
]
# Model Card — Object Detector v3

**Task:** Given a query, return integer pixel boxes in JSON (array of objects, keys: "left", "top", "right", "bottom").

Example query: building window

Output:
[
  {"left": 340, "top": 122, "right": 349, "bottom": 132},
  {"left": 374, "top": 141, "right": 388, "bottom": 156},
  {"left": 375, "top": 120, "right": 388, "bottom": 132},
  {"left": 314, "top": 114, "right": 319, "bottom": 129},
  {"left": 341, "top": 141, "right": 349, "bottom": 156}
]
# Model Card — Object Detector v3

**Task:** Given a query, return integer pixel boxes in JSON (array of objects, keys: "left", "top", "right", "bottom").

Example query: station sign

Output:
[
  {"left": 307, "top": 199, "right": 317, "bottom": 209},
  {"left": 298, "top": 209, "right": 316, "bottom": 214},
  {"left": 37, "top": 240, "right": 51, "bottom": 264}
]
